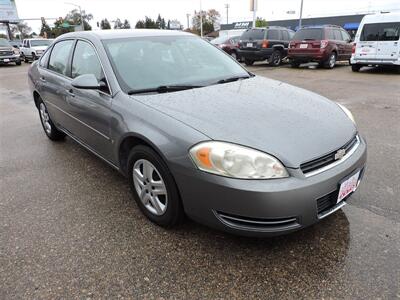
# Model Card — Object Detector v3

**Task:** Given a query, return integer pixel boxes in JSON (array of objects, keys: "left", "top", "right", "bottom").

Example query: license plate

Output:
[
  {"left": 3, "top": 58, "right": 10, "bottom": 62},
  {"left": 246, "top": 43, "right": 253, "bottom": 48},
  {"left": 299, "top": 43, "right": 308, "bottom": 49},
  {"left": 337, "top": 171, "right": 360, "bottom": 203}
]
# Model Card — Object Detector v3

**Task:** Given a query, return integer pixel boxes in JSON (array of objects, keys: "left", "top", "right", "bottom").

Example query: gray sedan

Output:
[{"left": 28, "top": 30, "right": 367, "bottom": 237}]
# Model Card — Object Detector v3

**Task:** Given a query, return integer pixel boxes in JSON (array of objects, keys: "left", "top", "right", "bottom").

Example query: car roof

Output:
[
  {"left": 58, "top": 29, "right": 194, "bottom": 41},
  {"left": 361, "top": 12, "right": 400, "bottom": 24}
]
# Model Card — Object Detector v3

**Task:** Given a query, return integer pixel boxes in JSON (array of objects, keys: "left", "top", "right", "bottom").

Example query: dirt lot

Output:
[{"left": 1, "top": 62, "right": 399, "bottom": 299}]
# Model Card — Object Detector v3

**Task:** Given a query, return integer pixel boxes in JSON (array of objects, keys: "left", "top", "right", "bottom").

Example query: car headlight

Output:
[
  {"left": 189, "top": 141, "right": 289, "bottom": 179},
  {"left": 337, "top": 103, "right": 356, "bottom": 124}
]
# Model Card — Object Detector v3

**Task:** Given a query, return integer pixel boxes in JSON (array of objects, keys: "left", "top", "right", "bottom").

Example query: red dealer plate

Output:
[{"left": 337, "top": 171, "right": 360, "bottom": 203}]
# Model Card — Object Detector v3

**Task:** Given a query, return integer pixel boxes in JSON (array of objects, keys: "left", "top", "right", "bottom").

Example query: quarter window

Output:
[
  {"left": 71, "top": 40, "right": 104, "bottom": 82},
  {"left": 48, "top": 40, "right": 74, "bottom": 76},
  {"left": 267, "top": 29, "right": 280, "bottom": 40}
]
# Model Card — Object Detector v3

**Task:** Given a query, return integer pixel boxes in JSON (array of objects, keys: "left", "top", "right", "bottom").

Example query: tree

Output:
[
  {"left": 11, "top": 22, "right": 32, "bottom": 39},
  {"left": 255, "top": 17, "right": 268, "bottom": 28},
  {"left": 144, "top": 16, "right": 158, "bottom": 29},
  {"left": 100, "top": 18, "right": 111, "bottom": 29},
  {"left": 65, "top": 8, "right": 93, "bottom": 30},
  {"left": 113, "top": 18, "right": 123, "bottom": 29},
  {"left": 40, "top": 19, "right": 51, "bottom": 38},
  {"left": 135, "top": 20, "right": 145, "bottom": 28},
  {"left": 192, "top": 9, "right": 220, "bottom": 35},
  {"left": 123, "top": 19, "right": 131, "bottom": 29}
]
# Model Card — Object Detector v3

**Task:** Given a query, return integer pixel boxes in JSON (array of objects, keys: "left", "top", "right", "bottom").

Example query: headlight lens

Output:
[
  {"left": 189, "top": 141, "right": 289, "bottom": 179},
  {"left": 337, "top": 103, "right": 356, "bottom": 124}
]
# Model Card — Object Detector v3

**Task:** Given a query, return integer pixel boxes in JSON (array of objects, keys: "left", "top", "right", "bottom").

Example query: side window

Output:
[
  {"left": 71, "top": 41, "right": 104, "bottom": 82},
  {"left": 282, "top": 30, "right": 289, "bottom": 41},
  {"left": 288, "top": 31, "right": 295, "bottom": 39},
  {"left": 341, "top": 30, "right": 351, "bottom": 41},
  {"left": 39, "top": 48, "right": 51, "bottom": 68},
  {"left": 48, "top": 40, "right": 74, "bottom": 76},
  {"left": 267, "top": 29, "right": 280, "bottom": 40},
  {"left": 326, "top": 29, "right": 335, "bottom": 40},
  {"left": 333, "top": 29, "right": 343, "bottom": 40}
]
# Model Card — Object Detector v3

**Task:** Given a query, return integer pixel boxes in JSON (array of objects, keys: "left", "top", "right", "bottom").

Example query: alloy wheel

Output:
[
  {"left": 39, "top": 102, "right": 52, "bottom": 134},
  {"left": 329, "top": 54, "right": 336, "bottom": 68},
  {"left": 133, "top": 159, "right": 168, "bottom": 216}
]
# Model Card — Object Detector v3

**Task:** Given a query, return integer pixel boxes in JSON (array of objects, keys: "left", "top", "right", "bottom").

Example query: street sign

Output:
[{"left": 0, "top": 0, "right": 19, "bottom": 21}]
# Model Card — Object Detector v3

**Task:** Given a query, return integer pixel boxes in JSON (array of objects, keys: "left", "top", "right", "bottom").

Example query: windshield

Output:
[
  {"left": 293, "top": 28, "right": 323, "bottom": 40},
  {"left": 30, "top": 40, "right": 53, "bottom": 47},
  {"left": 103, "top": 35, "right": 249, "bottom": 93},
  {"left": 0, "top": 39, "right": 11, "bottom": 47},
  {"left": 240, "top": 29, "right": 265, "bottom": 40}
]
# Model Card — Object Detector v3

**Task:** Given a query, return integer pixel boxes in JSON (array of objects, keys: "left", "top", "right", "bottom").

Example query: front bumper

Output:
[
  {"left": 0, "top": 55, "right": 20, "bottom": 63},
  {"left": 172, "top": 136, "right": 367, "bottom": 237}
]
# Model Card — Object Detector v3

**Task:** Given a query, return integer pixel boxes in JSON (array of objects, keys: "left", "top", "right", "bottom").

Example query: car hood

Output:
[{"left": 131, "top": 76, "right": 356, "bottom": 168}]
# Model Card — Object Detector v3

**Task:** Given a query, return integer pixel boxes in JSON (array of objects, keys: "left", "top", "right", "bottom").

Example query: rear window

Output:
[
  {"left": 360, "top": 22, "right": 400, "bottom": 41},
  {"left": 241, "top": 29, "right": 265, "bottom": 40},
  {"left": 293, "top": 28, "right": 323, "bottom": 40}
]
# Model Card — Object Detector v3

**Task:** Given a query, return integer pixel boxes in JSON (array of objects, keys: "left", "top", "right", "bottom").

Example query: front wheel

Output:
[
  {"left": 127, "top": 145, "right": 184, "bottom": 227},
  {"left": 269, "top": 50, "right": 282, "bottom": 67},
  {"left": 244, "top": 59, "right": 254, "bottom": 66},
  {"left": 16, "top": 60, "right": 21, "bottom": 66},
  {"left": 38, "top": 99, "right": 65, "bottom": 141}
]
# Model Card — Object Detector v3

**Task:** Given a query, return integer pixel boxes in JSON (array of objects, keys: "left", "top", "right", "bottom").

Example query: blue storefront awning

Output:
[{"left": 344, "top": 23, "right": 360, "bottom": 30}]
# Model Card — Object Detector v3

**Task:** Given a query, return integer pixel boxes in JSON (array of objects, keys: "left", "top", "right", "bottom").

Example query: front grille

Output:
[
  {"left": 301, "top": 135, "right": 358, "bottom": 175},
  {"left": 317, "top": 190, "right": 340, "bottom": 214},
  {"left": 215, "top": 211, "right": 299, "bottom": 231},
  {"left": 0, "top": 50, "right": 14, "bottom": 56}
]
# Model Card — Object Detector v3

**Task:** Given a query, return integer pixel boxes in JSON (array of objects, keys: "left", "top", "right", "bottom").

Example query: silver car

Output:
[{"left": 28, "top": 30, "right": 367, "bottom": 237}]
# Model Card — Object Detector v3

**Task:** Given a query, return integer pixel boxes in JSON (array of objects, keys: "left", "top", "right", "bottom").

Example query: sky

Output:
[{"left": 5, "top": 0, "right": 400, "bottom": 33}]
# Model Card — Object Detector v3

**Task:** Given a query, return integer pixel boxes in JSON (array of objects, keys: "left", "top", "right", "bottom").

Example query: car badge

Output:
[{"left": 334, "top": 149, "right": 346, "bottom": 160}]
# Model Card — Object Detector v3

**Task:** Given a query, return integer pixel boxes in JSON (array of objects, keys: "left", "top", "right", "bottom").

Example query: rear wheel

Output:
[
  {"left": 127, "top": 145, "right": 184, "bottom": 227},
  {"left": 269, "top": 50, "right": 282, "bottom": 67},
  {"left": 351, "top": 64, "right": 362, "bottom": 72},
  {"left": 38, "top": 99, "right": 66, "bottom": 141},
  {"left": 244, "top": 59, "right": 254, "bottom": 66},
  {"left": 230, "top": 51, "right": 238, "bottom": 60},
  {"left": 323, "top": 52, "right": 337, "bottom": 69}
]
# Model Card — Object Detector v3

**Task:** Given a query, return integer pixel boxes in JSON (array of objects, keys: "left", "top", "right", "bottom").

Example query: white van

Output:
[{"left": 351, "top": 12, "right": 400, "bottom": 71}]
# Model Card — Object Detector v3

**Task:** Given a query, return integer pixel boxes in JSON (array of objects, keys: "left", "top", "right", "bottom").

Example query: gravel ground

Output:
[{"left": 1, "top": 63, "right": 399, "bottom": 299}]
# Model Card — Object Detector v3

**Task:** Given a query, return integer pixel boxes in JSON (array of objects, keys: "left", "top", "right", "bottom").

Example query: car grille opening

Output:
[
  {"left": 300, "top": 135, "right": 359, "bottom": 175},
  {"left": 0, "top": 51, "right": 14, "bottom": 56},
  {"left": 317, "top": 190, "right": 340, "bottom": 215},
  {"left": 215, "top": 211, "right": 300, "bottom": 231}
]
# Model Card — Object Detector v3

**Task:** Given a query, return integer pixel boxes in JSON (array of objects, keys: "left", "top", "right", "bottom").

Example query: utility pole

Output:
[
  {"left": 250, "top": 0, "right": 257, "bottom": 28},
  {"left": 186, "top": 13, "right": 190, "bottom": 29},
  {"left": 225, "top": 3, "right": 230, "bottom": 24},
  {"left": 65, "top": 2, "right": 84, "bottom": 31},
  {"left": 298, "top": 0, "right": 304, "bottom": 29},
  {"left": 200, "top": 0, "right": 203, "bottom": 37}
]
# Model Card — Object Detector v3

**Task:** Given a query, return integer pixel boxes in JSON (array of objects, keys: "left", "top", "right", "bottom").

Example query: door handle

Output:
[
  {"left": 39, "top": 76, "right": 46, "bottom": 82},
  {"left": 66, "top": 89, "right": 75, "bottom": 97}
]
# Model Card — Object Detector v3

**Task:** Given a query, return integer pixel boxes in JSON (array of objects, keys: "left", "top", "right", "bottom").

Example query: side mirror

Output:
[{"left": 71, "top": 74, "right": 102, "bottom": 90}]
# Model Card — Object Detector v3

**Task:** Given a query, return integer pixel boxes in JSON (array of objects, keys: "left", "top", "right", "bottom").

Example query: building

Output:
[{"left": 219, "top": 21, "right": 253, "bottom": 38}]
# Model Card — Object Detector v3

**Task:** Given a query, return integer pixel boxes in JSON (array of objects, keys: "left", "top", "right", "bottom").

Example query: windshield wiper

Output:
[
  {"left": 215, "top": 75, "right": 251, "bottom": 84},
  {"left": 128, "top": 85, "right": 203, "bottom": 95}
]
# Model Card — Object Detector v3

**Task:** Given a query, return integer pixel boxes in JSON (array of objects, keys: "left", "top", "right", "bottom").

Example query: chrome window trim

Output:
[{"left": 304, "top": 135, "right": 361, "bottom": 178}]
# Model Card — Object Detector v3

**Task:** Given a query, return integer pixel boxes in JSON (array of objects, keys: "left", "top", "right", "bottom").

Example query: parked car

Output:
[
  {"left": 237, "top": 26, "right": 295, "bottom": 66},
  {"left": 0, "top": 38, "right": 21, "bottom": 65},
  {"left": 288, "top": 25, "right": 353, "bottom": 69},
  {"left": 20, "top": 38, "right": 53, "bottom": 62},
  {"left": 211, "top": 35, "right": 242, "bottom": 61},
  {"left": 351, "top": 12, "right": 400, "bottom": 72},
  {"left": 28, "top": 30, "right": 366, "bottom": 237}
]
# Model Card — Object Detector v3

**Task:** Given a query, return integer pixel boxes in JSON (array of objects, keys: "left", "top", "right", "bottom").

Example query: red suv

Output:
[{"left": 288, "top": 25, "right": 353, "bottom": 69}]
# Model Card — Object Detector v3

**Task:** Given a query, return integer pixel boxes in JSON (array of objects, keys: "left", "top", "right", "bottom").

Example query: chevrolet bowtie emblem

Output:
[{"left": 334, "top": 149, "right": 346, "bottom": 160}]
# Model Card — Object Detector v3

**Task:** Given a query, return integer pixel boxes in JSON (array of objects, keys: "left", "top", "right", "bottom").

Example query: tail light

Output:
[
  {"left": 320, "top": 40, "right": 329, "bottom": 49},
  {"left": 352, "top": 43, "right": 356, "bottom": 54},
  {"left": 262, "top": 40, "right": 269, "bottom": 48}
]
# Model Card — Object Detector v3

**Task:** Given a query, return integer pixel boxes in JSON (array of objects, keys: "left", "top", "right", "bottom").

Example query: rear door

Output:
[
  {"left": 376, "top": 22, "right": 400, "bottom": 61},
  {"left": 333, "top": 29, "right": 346, "bottom": 59},
  {"left": 356, "top": 23, "right": 379, "bottom": 60}
]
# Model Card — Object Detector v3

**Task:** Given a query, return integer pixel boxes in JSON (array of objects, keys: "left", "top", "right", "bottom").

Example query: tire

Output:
[
  {"left": 351, "top": 64, "right": 362, "bottom": 72},
  {"left": 32, "top": 53, "right": 37, "bottom": 61},
  {"left": 16, "top": 60, "right": 21, "bottom": 66},
  {"left": 244, "top": 59, "right": 254, "bottom": 66},
  {"left": 23, "top": 54, "right": 29, "bottom": 63},
  {"left": 230, "top": 51, "right": 238, "bottom": 61},
  {"left": 38, "top": 98, "right": 66, "bottom": 141},
  {"left": 323, "top": 52, "right": 337, "bottom": 69},
  {"left": 127, "top": 145, "right": 184, "bottom": 228},
  {"left": 269, "top": 50, "right": 282, "bottom": 67},
  {"left": 290, "top": 60, "right": 300, "bottom": 68}
]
